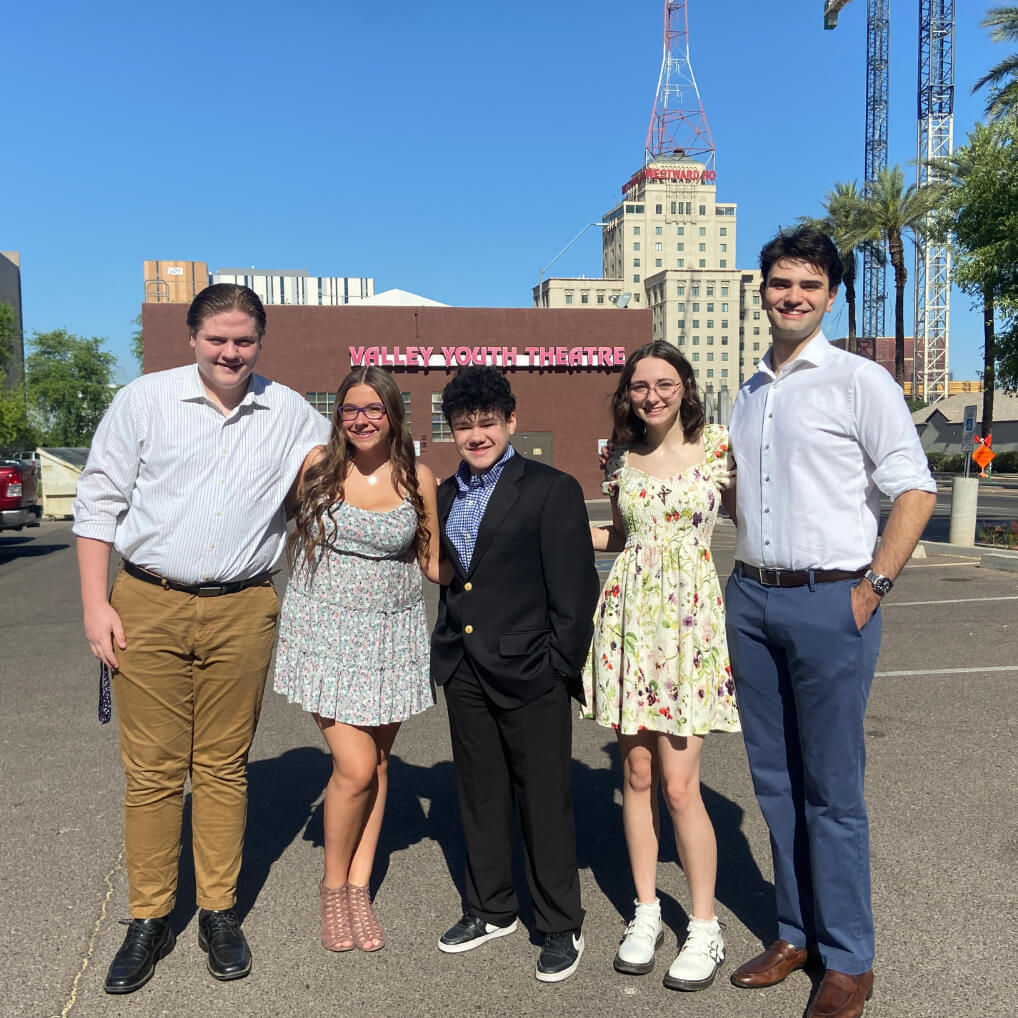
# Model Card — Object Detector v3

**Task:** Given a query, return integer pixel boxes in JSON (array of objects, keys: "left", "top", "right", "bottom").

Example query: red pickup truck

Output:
[{"left": 0, "top": 458, "right": 42, "bottom": 531}]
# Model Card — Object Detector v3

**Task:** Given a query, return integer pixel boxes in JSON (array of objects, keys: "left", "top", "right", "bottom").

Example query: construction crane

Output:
[
  {"left": 915, "top": 0, "right": 955, "bottom": 401},
  {"left": 824, "top": 1, "right": 955, "bottom": 399}
]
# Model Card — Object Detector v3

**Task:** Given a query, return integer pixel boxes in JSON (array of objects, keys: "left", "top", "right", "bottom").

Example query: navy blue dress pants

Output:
[{"left": 725, "top": 570, "right": 881, "bottom": 974}]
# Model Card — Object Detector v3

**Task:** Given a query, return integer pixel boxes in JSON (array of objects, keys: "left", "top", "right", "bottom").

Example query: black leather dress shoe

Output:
[
  {"left": 198, "top": 909, "right": 251, "bottom": 981},
  {"left": 104, "top": 917, "right": 175, "bottom": 994}
]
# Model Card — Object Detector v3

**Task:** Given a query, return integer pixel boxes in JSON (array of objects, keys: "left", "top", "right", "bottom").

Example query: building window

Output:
[
  {"left": 721, "top": 336, "right": 729, "bottom": 345},
  {"left": 698, "top": 243, "right": 706, "bottom": 252},
  {"left": 677, "top": 302, "right": 686, "bottom": 312},
  {"left": 721, "top": 285, "right": 729, "bottom": 296},
  {"left": 699, "top": 259, "right": 706, "bottom": 268},
  {"left": 699, "top": 205, "right": 706, "bottom": 215},
  {"left": 581, "top": 293, "right": 589, "bottom": 304},
  {"left": 699, "top": 227, "right": 707, "bottom": 236},
  {"left": 706, "top": 302, "right": 714, "bottom": 311},
  {"left": 720, "top": 259, "right": 727, "bottom": 268},
  {"left": 721, "top": 319, "right": 728, "bottom": 329},
  {"left": 707, "top": 335, "right": 715, "bottom": 345},
  {"left": 721, "top": 352, "right": 729, "bottom": 361},
  {"left": 655, "top": 258, "right": 662, "bottom": 267},
  {"left": 655, "top": 204, "right": 663, "bottom": 214},
  {"left": 720, "top": 243, "right": 728, "bottom": 253},
  {"left": 633, "top": 258, "right": 641, "bottom": 267},
  {"left": 306, "top": 391, "right": 335, "bottom": 417},
  {"left": 677, "top": 226, "right": 685, "bottom": 235},
  {"left": 692, "top": 352, "right": 700, "bottom": 361},
  {"left": 753, "top": 311, "right": 761, "bottom": 320},
  {"left": 721, "top": 369, "right": 729, "bottom": 378},
  {"left": 655, "top": 226, "right": 663, "bottom": 236},
  {"left": 753, "top": 342, "right": 761, "bottom": 351},
  {"left": 692, "top": 303, "right": 700, "bottom": 311},
  {"left": 692, "top": 319, "right": 700, "bottom": 329},
  {"left": 707, "top": 352, "right": 714, "bottom": 362},
  {"left": 633, "top": 226, "right": 641, "bottom": 235},
  {"left": 677, "top": 259, "right": 684, "bottom": 267},
  {"left": 633, "top": 275, "right": 641, "bottom": 283},
  {"left": 707, "top": 319, "right": 714, "bottom": 328},
  {"left": 671, "top": 202, "right": 677, "bottom": 214},
  {"left": 432, "top": 394, "right": 452, "bottom": 442},
  {"left": 691, "top": 286, "right": 700, "bottom": 296},
  {"left": 402, "top": 392, "right": 412, "bottom": 430},
  {"left": 655, "top": 242, "right": 662, "bottom": 251},
  {"left": 633, "top": 293, "right": 640, "bottom": 301},
  {"left": 753, "top": 327, "right": 760, "bottom": 335},
  {"left": 753, "top": 294, "right": 761, "bottom": 305},
  {"left": 597, "top": 294, "right": 605, "bottom": 304},
  {"left": 721, "top": 303, "right": 729, "bottom": 312},
  {"left": 692, "top": 336, "right": 700, "bottom": 345},
  {"left": 633, "top": 242, "right": 641, "bottom": 251},
  {"left": 677, "top": 243, "right": 684, "bottom": 252},
  {"left": 720, "top": 227, "right": 727, "bottom": 236}
]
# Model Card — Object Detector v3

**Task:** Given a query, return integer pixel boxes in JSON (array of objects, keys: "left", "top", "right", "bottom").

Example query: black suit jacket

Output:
[{"left": 430, "top": 454, "right": 600, "bottom": 708}]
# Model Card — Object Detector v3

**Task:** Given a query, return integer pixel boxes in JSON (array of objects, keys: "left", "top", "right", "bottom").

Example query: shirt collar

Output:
[
  {"left": 178, "top": 364, "right": 270, "bottom": 410},
  {"left": 455, "top": 443, "right": 515, "bottom": 493},
  {"left": 759, "top": 331, "right": 831, "bottom": 379}
]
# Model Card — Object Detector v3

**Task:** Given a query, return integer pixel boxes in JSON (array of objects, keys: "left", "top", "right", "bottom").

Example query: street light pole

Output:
[{"left": 537, "top": 221, "right": 609, "bottom": 306}]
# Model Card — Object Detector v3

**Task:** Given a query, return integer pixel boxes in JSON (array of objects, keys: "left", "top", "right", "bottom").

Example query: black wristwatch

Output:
[{"left": 864, "top": 568, "right": 893, "bottom": 597}]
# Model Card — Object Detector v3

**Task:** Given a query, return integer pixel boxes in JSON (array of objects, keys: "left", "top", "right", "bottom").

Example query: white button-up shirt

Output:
[
  {"left": 729, "top": 333, "right": 936, "bottom": 571},
  {"left": 73, "top": 364, "right": 330, "bottom": 583}
]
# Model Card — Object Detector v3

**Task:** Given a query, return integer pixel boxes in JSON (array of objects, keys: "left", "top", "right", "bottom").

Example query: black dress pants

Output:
[{"left": 443, "top": 658, "right": 583, "bottom": 934}]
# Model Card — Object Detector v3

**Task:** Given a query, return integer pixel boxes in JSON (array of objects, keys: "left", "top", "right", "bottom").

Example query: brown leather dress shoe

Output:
[
  {"left": 806, "top": 969, "right": 874, "bottom": 1018},
  {"left": 730, "top": 939, "right": 810, "bottom": 988}
]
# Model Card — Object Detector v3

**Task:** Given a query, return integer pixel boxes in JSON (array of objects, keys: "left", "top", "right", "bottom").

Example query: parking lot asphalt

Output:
[{"left": 1, "top": 515, "right": 1016, "bottom": 1018}]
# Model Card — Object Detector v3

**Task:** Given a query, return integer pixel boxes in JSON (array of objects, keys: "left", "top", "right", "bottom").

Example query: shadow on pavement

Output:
[
  {"left": 169, "top": 746, "right": 332, "bottom": 933},
  {"left": 0, "top": 537, "right": 69, "bottom": 563}
]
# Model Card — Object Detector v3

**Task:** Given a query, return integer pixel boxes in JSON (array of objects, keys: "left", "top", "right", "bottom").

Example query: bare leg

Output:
[
  {"left": 657, "top": 733, "right": 717, "bottom": 919},
  {"left": 315, "top": 717, "right": 400, "bottom": 889},
  {"left": 617, "top": 731, "right": 661, "bottom": 904}
]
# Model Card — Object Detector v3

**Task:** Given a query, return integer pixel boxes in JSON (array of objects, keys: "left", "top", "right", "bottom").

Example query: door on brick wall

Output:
[{"left": 513, "top": 432, "right": 554, "bottom": 466}]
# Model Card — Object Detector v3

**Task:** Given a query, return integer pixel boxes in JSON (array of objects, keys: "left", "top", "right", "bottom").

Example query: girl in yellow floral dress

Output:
[{"left": 583, "top": 341, "right": 740, "bottom": 991}]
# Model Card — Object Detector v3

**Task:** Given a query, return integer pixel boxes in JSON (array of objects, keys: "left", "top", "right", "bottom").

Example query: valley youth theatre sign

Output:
[{"left": 349, "top": 345, "right": 628, "bottom": 369}]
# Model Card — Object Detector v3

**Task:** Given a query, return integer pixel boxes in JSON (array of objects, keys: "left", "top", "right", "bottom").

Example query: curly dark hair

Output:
[
  {"left": 609, "top": 341, "right": 705, "bottom": 446},
  {"left": 760, "top": 225, "right": 843, "bottom": 290},
  {"left": 441, "top": 365, "right": 516, "bottom": 423},
  {"left": 288, "top": 366, "right": 429, "bottom": 574}
]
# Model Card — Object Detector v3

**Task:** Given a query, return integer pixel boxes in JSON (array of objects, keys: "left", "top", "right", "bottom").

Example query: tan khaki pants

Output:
[{"left": 110, "top": 570, "right": 279, "bottom": 917}]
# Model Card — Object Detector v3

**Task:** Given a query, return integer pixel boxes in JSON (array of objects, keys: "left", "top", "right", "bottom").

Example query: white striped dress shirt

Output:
[
  {"left": 730, "top": 333, "right": 936, "bottom": 572},
  {"left": 73, "top": 364, "right": 331, "bottom": 583}
]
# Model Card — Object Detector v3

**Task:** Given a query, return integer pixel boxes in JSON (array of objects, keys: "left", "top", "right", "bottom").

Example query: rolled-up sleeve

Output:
[
  {"left": 72, "top": 386, "right": 143, "bottom": 542},
  {"left": 854, "top": 365, "right": 937, "bottom": 501}
]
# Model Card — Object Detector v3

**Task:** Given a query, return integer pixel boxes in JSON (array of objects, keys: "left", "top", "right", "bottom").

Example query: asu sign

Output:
[{"left": 349, "top": 345, "right": 628, "bottom": 370}]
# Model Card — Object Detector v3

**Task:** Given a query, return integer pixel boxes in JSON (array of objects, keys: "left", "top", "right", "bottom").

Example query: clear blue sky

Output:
[{"left": 2, "top": 1, "right": 1001, "bottom": 382}]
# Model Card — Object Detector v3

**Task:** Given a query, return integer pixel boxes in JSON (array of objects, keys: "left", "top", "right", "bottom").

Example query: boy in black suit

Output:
[{"left": 432, "top": 366, "right": 599, "bottom": 983}]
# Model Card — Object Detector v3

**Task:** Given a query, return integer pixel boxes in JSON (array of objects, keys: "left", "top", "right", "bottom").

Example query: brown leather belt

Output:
[
  {"left": 123, "top": 560, "right": 272, "bottom": 597},
  {"left": 735, "top": 561, "right": 866, "bottom": 588}
]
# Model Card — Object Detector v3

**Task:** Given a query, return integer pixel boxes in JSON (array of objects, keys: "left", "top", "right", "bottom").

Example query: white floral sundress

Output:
[{"left": 581, "top": 424, "right": 741, "bottom": 736}]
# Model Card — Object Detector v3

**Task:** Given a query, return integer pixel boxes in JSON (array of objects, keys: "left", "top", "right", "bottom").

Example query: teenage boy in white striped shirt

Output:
[{"left": 73, "top": 284, "right": 329, "bottom": 994}]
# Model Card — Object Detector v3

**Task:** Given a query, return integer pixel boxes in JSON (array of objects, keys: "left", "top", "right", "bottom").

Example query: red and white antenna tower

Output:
[{"left": 645, "top": 1, "right": 715, "bottom": 170}]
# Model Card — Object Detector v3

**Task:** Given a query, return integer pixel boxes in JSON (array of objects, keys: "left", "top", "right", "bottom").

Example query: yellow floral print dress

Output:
[{"left": 581, "top": 424, "right": 741, "bottom": 736}]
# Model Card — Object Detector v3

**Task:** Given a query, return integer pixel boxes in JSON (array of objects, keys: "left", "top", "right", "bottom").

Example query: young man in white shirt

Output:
[
  {"left": 74, "top": 284, "right": 329, "bottom": 993},
  {"left": 724, "top": 226, "right": 936, "bottom": 1018}
]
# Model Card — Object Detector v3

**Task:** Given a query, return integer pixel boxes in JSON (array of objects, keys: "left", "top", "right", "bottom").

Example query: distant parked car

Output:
[{"left": 0, "top": 458, "right": 42, "bottom": 531}]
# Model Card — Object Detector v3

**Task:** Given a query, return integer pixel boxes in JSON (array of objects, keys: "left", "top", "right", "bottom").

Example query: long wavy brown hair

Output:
[{"left": 288, "top": 366, "right": 429, "bottom": 573}]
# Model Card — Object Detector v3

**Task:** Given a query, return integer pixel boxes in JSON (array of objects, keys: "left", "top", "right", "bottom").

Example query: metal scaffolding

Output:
[{"left": 862, "top": 0, "right": 890, "bottom": 340}]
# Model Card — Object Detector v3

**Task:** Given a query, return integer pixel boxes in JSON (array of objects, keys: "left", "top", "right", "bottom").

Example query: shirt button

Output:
[
  {"left": 764, "top": 476, "right": 770, "bottom": 482},
  {"left": 464, "top": 582, "right": 473, "bottom": 591},
  {"left": 764, "top": 507, "right": 770, "bottom": 514},
  {"left": 765, "top": 540, "right": 771, "bottom": 546},
  {"left": 768, "top": 413, "right": 774, "bottom": 419},
  {"left": 464, "top": 624, "right": 474, "bottom": 634}
]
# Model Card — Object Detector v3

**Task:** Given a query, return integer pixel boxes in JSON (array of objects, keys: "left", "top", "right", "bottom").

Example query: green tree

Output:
[
  {"left": 973, "top": 6, "right": 1018, "bottom": 120},
  {"left": 842, "top": 166, "right": 946, "bottom": 387},
  {"left": 130, "top": 313, "right": 143, "bottom": 371},
  {"left": 0, "top": 386, "right": 36, "bottom": 451},
  {"left": 931, "top": 118, "right": 1018, "bottom": 435},
  {"left": 25, "top": 330, "right": 117, "bottom": 446},
  {"left": 0, "top": 302, "right": 17, "bottom": 379}
]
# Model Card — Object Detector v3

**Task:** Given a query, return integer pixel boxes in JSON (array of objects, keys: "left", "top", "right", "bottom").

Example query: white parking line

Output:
[
  {"left": 886, "top": 595, "right": 1018, "bottom": 607},
  {"left": 877, "top": 665, "right": 1018, "bottom": 677}
]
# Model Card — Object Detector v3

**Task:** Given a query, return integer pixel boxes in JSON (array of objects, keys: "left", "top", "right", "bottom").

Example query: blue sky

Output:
[{"left": 1, "top": 1, "right": 1001, "bottom": 382}]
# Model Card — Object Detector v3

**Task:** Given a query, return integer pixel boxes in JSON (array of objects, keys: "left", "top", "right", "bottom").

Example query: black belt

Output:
[
  {"left": 735, "top": 561, "right": 866, "bottom": 588},
  {"left": 123, "top": 560, "right": 272, "bottom": 597}
]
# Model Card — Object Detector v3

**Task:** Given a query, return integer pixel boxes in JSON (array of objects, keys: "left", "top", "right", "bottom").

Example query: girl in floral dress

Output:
[
  {"left": 274, "top": 367, "right": 444, "bottom": 954},
  {"left": 583, "top": 341, "right": 740, "bottom": 991}
]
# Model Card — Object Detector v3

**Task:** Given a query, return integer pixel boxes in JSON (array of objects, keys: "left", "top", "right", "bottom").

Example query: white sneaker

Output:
[
  {"left": 613, "top": 898, "right": 664, "bottom": 975},
  {"left": 663, "top": 915, "right": 725, "bottom": 991}
]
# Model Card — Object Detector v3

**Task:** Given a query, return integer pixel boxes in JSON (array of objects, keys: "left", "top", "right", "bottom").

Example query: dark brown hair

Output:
[
  {"left": 186, "top": 284, "right": 267, "bottom": 336},
  {"left": 288, "top": 366, "right": 429, "bottom": 572},
  {"left": 609, "top": 341, "right": 705, "bottom": 446},
  {"left": 760, "top": 225, "right": 843, "bottom": 289}
]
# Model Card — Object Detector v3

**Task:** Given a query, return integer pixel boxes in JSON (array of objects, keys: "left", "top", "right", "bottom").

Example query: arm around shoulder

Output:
[{"left": 416, "top": 463, "right": 449, "bottom": 584}]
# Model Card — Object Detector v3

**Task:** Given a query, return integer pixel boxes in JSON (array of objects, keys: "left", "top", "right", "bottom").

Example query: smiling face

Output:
[
  {"left": 761, "top": 257, "right": 838, "bottom": 353},
  {"left": 339, "top": 383, "right": 391, "bottom": 455},
  {"left": 189, "top": 309, "right": 262, "bottom": 410},
  {"left": 450, "top": 408, "right": 517, "bottom": 475},
  {"left": 628, "top": 356, "right": 684, "bottom": 433}
]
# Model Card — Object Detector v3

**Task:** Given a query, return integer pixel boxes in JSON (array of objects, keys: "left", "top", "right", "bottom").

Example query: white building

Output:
[
  {"left": 534, "top": 153, "right": 771, "bottom": 389},
  {"left": 212, "top": 268, "right": 374, "bottom": 306}
]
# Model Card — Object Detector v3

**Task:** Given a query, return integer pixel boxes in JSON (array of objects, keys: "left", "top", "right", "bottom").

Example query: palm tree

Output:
[
  {"left": 802, "top": 181, "right": 880, "bottom": 355},
  {"left": 973, "top": 6, "right": 1018, "bottom": 120},
  {"left": 842, "top": 166, "right": 946, "bottom": 387}
]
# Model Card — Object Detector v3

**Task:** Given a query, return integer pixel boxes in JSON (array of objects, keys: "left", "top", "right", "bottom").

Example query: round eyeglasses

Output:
[
  {"left": 340, "top": 403, "right": 387, "bottom": 421},
  {"left": 629, "top": 380, "right": 681, "bottom": 399}
]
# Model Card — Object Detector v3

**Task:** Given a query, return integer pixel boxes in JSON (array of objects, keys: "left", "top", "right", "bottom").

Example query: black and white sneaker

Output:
[
  {"left": 536, "top": 929, "right": 584, "bottom": 983},
  {"left": 438, "top": 914, "right": 518, "bottom": 953}
]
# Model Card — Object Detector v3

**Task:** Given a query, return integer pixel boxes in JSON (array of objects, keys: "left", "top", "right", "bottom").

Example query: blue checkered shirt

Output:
[{"left": 446, "top": 444, "right": 516, "bottom": 571}]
